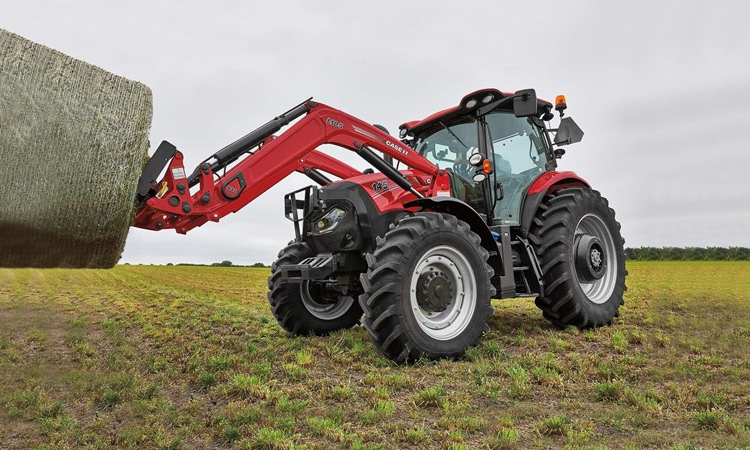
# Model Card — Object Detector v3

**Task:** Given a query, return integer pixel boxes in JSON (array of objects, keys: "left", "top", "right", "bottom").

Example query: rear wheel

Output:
[
  {"left": 359, "top": 213, "right": 494, "bottom": 362},
  {"left": 529, "top": 188, "right": 626, "bottom": 328},
  {"left": 267, "top": 242, "right": 362, "bottom": 335}
]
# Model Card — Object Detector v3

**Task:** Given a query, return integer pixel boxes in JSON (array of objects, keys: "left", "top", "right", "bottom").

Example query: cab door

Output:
[{"left": 482, "top": 111, "right": 549, "bottom": 225}]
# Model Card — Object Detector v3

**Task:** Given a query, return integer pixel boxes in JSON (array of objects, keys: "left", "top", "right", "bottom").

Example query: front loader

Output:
[{"left": 134, "top": 88, "right": 626, "bottom": 363}]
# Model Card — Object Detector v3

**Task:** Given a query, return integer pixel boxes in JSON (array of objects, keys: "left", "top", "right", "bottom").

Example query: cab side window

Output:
[{"left": 485, "top": 112, "right": 547, "bottom": 176}]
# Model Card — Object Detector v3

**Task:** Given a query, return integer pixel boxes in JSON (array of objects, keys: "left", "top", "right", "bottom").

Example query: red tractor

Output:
[{"left": 134, "top": 88, "right": 626, "bottom": 362}]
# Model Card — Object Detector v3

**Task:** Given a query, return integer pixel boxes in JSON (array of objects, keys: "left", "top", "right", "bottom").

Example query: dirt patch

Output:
[{"left": 0, "top": 300, "right": 75, "bottom": 365}]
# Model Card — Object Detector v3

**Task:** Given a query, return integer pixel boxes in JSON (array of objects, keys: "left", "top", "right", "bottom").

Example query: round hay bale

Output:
[{"left": 0, "top": 29, "right": 152, "bottom": 268}]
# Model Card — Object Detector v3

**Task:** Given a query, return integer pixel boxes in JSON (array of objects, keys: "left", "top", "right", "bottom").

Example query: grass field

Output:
[{"left": 1, "top": 262, "right": 749, "bottom": 449}]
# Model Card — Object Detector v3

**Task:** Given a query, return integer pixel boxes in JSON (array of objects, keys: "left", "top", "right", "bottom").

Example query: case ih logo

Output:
[
  {"left": 385, "top": 140, "right": 408, "bottom": 155},
  {"left": 326, "top": 117, "right": 344, "bottom": 129}
]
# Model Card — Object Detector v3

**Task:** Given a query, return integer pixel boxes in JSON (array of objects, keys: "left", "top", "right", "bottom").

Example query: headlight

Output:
[
  {"left": 469, "top": 153, "right": 484, "bottom": 166},
  {"left": 315, "top": 207, "right": 346, "bottom": 233}
]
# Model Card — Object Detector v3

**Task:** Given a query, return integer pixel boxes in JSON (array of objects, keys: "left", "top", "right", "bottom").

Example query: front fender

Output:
[{"left": 404, "top": 197, "right": 502, "bottom": 275}]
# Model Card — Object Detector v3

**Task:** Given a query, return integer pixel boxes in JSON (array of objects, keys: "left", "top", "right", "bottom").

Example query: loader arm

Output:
[
  {"left": 134, "top": 99, "right": 441, "bottom": 234},
  {"left": 294, "top": 148, "right": 362, "bottom": 181}
]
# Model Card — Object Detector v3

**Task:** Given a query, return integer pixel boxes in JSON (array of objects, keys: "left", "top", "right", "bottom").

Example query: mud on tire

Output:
[
  {"left": 267, "top": 241, "right": 362, "bottom": 335},
  {"left": 528, "top": 187, "right": 627, "bottom": 328},
  {"left": 359, "top": 212, "right": 495, "bottom": 363}
]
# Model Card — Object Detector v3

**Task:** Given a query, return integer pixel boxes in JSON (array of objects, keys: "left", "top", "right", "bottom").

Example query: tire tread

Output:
[
  {"left": 359, "top": 212, "right": 495, "bottom": 363},
  {"left": 529, "top": 188, "right": 627, "bottom": 328}
]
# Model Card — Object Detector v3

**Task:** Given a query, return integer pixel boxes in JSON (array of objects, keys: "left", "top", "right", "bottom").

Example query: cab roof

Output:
[{"left": 400, "top": 88, "right": 552, "bottom": 135}]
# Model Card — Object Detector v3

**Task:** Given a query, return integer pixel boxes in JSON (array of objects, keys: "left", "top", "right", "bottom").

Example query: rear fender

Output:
[
  {"left": 519, "top": 171, "right": 589, "bottom": 237},
  {"left": 404, "top": 197, "right": 503, "bottom": 275}
]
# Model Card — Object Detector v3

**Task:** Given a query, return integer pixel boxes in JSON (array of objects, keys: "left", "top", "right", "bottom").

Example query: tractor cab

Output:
[{"left": 403, "top": 89, "right": 556, "bottom": 226}]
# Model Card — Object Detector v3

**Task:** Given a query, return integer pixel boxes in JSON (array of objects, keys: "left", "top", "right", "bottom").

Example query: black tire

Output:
[
  {"left": 359, "top": 212, "right": 495, "bottom": 363},
  {"left": 267, "top": 241, "right": 362, "bottom": 335},
  {"left": 528, "top": 187, "right": 627, "bottom": 328}
]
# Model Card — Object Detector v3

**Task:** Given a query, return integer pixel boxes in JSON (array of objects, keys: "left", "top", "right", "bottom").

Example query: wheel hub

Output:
[
  {"left": 408, "top": 245, "right": 478, "bottom": 341},
  {"left": 575, "top": 234, "right": 606, "bottom": 282},
  {"left": 590, "top": 248, "right": 602, "bottom": 270},
  {"left": 416, "top": 269, "right": 454, "bottom": 313}
]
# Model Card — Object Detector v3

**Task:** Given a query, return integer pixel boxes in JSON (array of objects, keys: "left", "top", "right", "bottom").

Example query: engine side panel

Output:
[
  {"left": 305, "top": 181, "right": 407, "bottom": 256},
  {"left": 328, "top": 170, "right": 442, "bottom": 214}
]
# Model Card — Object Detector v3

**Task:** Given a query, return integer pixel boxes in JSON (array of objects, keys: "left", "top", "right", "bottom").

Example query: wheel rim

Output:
[
  {"left": 408, "top": 245, "right": 477, "bottom": 340},
  {"left": 574, "top": 213, "right": 617, "bottom": 304},
  {"left": 300, "top": 282, "right": 354, "bottom": 320}
]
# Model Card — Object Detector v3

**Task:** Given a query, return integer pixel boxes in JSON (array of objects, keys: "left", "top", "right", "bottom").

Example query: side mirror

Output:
[
  {"left": 513, "top": 89, "right": 537, "bottom": 117},
  {"left": 554, "top": 117, "right": 584, "bottom": 146}
]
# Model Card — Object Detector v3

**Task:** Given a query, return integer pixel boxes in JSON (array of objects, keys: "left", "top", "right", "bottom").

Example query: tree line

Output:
[
  {"left": 626, "top": 247, "right": 750, "bottom": 261},
  {"left": 168, "top": 261, "right": 269, "bottom": 267}
]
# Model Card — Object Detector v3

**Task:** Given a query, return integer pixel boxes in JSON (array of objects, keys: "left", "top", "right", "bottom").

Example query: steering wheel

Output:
[
  {"left": 453, "top": 149, "right": 476, "bottom": 178},
  {"left": 453, "top": 160, "right": 469, "bottom": 178}
]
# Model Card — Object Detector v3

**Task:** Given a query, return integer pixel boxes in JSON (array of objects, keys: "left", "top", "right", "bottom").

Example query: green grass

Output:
[{"left": 1, "top": 262, "right": 750, "bottom": 448}]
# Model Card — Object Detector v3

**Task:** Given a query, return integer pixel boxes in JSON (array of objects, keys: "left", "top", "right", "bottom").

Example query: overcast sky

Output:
[{"left": 3, "top": 0, "right": 749, "bottom": 264}]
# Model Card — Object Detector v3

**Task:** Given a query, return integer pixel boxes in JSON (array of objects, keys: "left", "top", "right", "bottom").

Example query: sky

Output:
[{"left": 3, "top": 0, "right": 749, "bottom": 265}]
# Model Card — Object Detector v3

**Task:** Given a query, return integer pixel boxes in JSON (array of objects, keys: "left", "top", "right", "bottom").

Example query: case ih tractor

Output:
[{"left": 134, "top": 88, "right": 626, "bottom": 362}]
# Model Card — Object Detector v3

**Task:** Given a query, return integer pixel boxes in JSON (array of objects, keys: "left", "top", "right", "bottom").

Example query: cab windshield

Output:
[
  {"left": 412, "top": 110, "right": 549, "bottom": 224},
  {"left": 412, "top": 115, "right": 485, "bottom": 212}
]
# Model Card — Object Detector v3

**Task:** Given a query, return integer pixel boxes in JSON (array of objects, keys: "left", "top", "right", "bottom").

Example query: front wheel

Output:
[
  {"left": 267, "top": 242, "right": 362, "bottom": 335},
  {"left": 529, "top": 188, "right": 627, "bottom": 328},
  {"left": 359, "top": 213, "right": 495, "bottom": 363}
]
